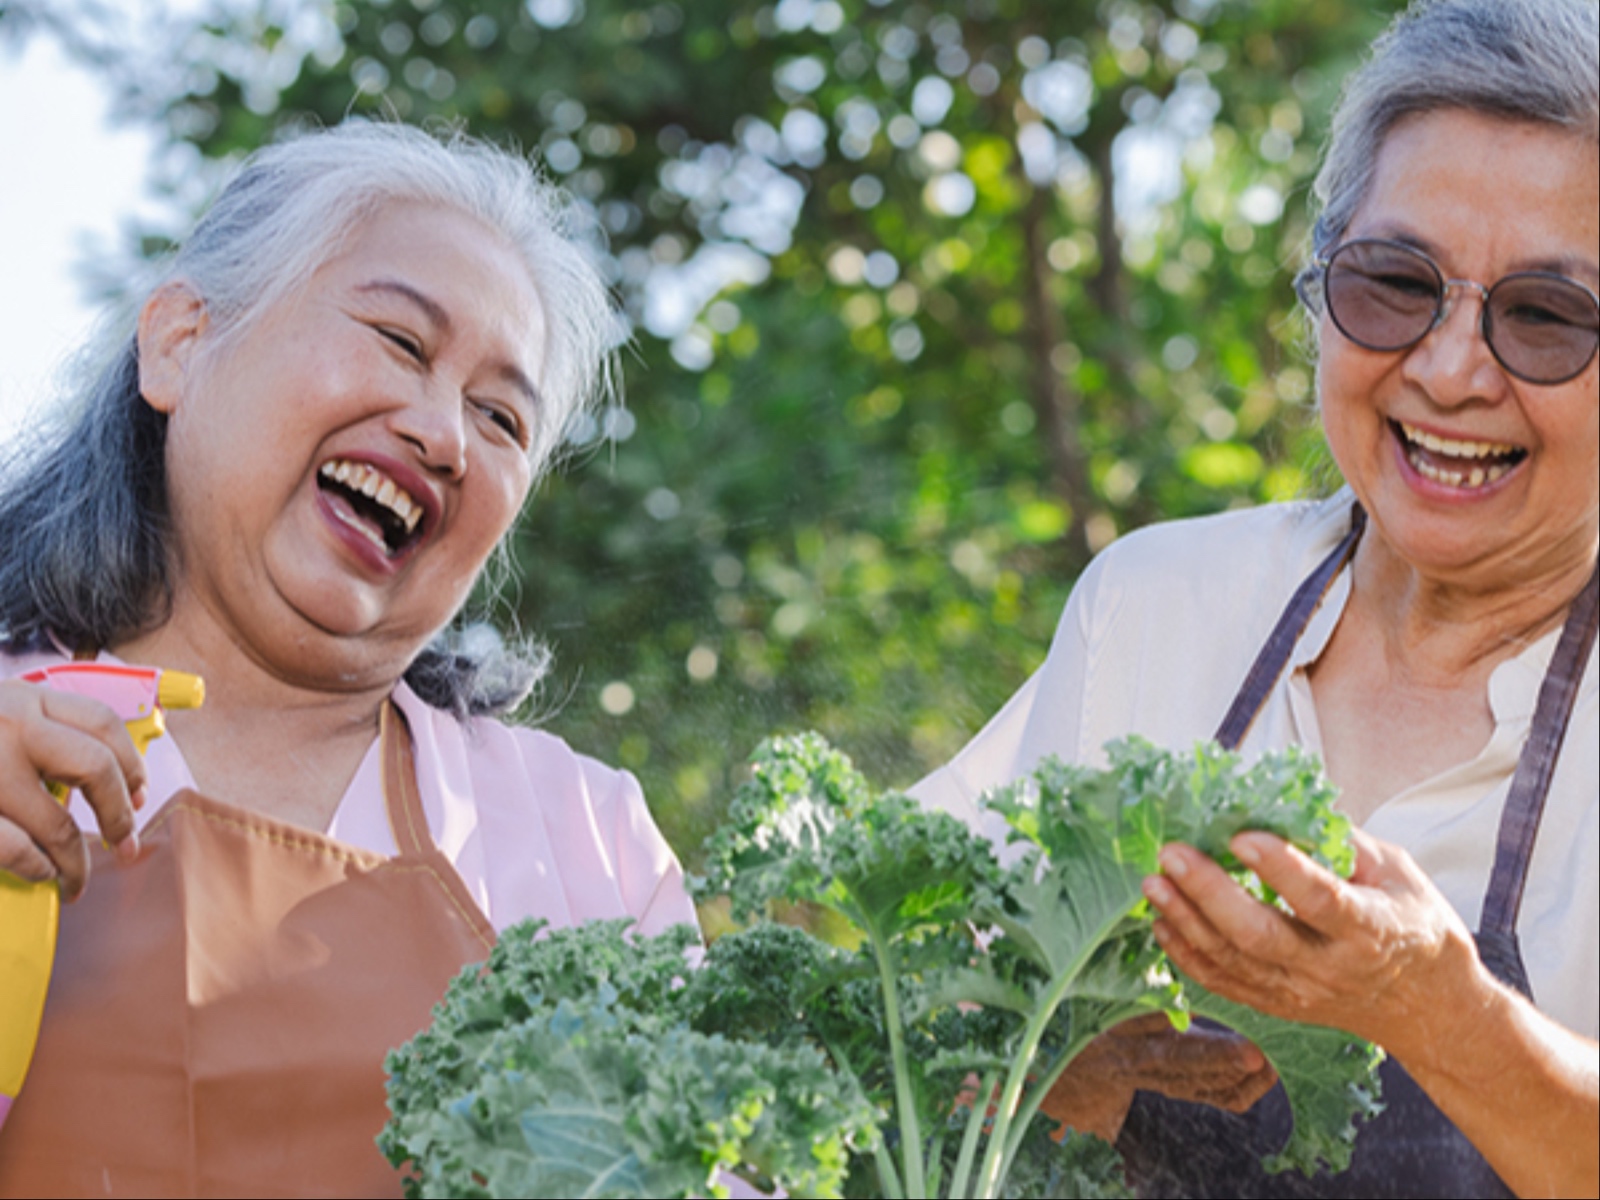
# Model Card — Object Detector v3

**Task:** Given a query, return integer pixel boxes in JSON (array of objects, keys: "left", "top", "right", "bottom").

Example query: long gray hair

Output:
[
  {"left": 1309, "top": 0, "right": 1599, "bottom": 257},
  {"left": 0, "top": 120, "right": 620, "bottom": 718}
]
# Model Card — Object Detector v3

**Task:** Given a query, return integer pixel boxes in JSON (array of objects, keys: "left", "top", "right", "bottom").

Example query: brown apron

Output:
[
  {"left": 1120, "top": 506, "right": 1600, "bottom": 1198},
  {"left": 0, "top": 702, "right": 496, "bottom": 1198}
]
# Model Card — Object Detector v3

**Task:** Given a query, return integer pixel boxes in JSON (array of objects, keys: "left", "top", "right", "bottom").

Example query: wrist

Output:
[{"left": 1381, "top": 937, "right": 1516, "bottom": 1088}]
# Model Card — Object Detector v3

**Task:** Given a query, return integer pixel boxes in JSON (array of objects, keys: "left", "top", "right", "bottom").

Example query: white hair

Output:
[{"left": 1309, "top": 0, "right": 1599, "bottom": 256}]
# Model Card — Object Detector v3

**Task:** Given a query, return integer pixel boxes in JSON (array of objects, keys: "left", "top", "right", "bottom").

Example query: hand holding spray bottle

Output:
[{"left": 0, "top": 663, "right": 204, "bottom": 1130}]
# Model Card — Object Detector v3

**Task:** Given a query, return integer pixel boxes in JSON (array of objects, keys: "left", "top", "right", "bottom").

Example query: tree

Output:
[{"left": 10, "top": 0, "right": 1398, "bottom": 859}]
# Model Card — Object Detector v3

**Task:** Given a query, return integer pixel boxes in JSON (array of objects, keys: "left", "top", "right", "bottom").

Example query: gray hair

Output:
[
  {"left": 0, "top": 120, "right": 620, "bottom": 718},
  {"left": 1310, "top": 0, "right": 1599, "bottom": 256}
]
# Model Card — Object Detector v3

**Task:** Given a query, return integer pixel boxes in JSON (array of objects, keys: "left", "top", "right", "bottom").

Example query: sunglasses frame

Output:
[{"left": 1295, "top": 237, "right": 1600, "bottom": 386}]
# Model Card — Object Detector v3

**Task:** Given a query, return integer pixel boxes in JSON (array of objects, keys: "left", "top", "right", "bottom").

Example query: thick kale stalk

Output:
[{"left": 382, "top": 734, "right": 1383, "bottom": 1199}]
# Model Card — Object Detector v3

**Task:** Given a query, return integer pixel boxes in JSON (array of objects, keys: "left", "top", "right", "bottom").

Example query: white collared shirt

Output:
[{"left": 912, "top": 493, "right": 1599, "bottom": 1039}]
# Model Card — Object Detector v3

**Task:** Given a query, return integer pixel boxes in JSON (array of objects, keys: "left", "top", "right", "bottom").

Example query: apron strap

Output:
[
  {"left": 380, "top": 701, "right": 436, "bottom": 858},
  {"left": 1479, "top": 563, "right": 1599, "bottom": 939},
  {"left": 1213, "top": 504, "right": 1366, "bottom": 751}
]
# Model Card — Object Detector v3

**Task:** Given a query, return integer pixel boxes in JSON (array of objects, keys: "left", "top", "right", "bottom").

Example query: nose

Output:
[
  {"left": 1401, "top": 282, "right": 1509, "bottom": 405},
  {"left": 392, "top": 386, "right": 467, "bottom": 479}
]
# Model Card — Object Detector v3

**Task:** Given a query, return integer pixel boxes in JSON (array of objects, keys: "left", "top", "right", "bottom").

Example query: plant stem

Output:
[
  {"left": 973, "top": 929, "right": 1138, "bottom": 1196},
  {"left": 948, "top": 1068, "right": 998, "bottom": 1200},
  {"left": 973, "top": 990, "right": 1063, "bottom": 1198},
  {"left": 922, "top": 1124, "right": 946, "bottom": 1199},
  {"left": 820, "top": 1030, "right": 901, "bottom": 1200},
  {"left": 873, "top": 1137, "right": 906, "bottom": 1200},
  {"left": 868, "top": 927, "right": 926, "bottom": 1199},
  {"left": 993, "top": 1007, "right": 1140, "bottom": 1186}
]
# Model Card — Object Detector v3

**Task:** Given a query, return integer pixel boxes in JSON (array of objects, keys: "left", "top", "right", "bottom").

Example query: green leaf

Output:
[
  {"left": 696, "top": 733, "right": 999, "bottom": 948},
  {"left": 1183, "top": 983, "right": 1386, "bottom": 1177}
]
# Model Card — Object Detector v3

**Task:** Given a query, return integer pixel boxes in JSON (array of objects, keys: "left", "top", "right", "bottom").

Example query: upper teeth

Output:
[
  {"left": 319, "top": 460, "right": 423, "bottom": 534},
  {"left": 1399, "top": 422, "right": 1518, "bottom": 460}
]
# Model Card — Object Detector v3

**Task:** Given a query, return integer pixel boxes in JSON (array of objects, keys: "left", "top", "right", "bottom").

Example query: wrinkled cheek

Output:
[{"left": 1315, "top": 353, "right": 1386, "bottom": 483}]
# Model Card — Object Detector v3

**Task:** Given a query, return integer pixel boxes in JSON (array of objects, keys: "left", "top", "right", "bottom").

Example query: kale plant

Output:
[{"left": 382, "top": 735, "right": 1383, "bottom": 1198}]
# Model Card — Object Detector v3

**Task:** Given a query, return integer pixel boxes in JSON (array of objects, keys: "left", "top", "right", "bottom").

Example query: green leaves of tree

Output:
[{"left": 31, "top": 0, "right": 1400, "bottom": 858}]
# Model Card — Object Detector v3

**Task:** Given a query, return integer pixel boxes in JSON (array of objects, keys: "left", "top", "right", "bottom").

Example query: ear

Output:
[{"left": 137, "top": 281, "right": 209, "bottom": 415}]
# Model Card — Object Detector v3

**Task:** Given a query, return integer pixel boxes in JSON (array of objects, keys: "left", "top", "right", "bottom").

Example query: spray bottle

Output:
[{"left": 0, "top": 663, "right": 205, "bottom": 1131}]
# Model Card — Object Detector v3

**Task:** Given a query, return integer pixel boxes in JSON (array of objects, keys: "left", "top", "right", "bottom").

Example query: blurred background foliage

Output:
[{"left": 4, "top": 0, "right": 1398, "bottom": 862}]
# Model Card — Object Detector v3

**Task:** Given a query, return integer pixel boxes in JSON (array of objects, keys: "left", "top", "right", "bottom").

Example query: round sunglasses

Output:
[{"left": 1296, "top": 238, "right": 1600, "bottom": 385}]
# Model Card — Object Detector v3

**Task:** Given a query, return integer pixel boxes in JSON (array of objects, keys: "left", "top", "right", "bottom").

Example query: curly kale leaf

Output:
[
  {"left": 389, "top": 995, "right": 872, "bottom": 1199},
  {"left": 994, "top": 1123, "right": 1135, "bottom": 1200},
  {"left": 387, "top": 734, "right": 1379, "bottom": 1199},
  {"left": 382, "top": 920, "right": 875, "bottom": 1199},
  {"left": 968, "top": 737, "right": 1376, "bottom": 1181},
  {"left": 696, "top": 732, "right": 1000, "bottom": 944},
  {"left": 1181, "top": 983, "right": 1385, "bottom": 1176},
  {"left": 974, "top": 737, "right": 1353, "bottom": 1017}
]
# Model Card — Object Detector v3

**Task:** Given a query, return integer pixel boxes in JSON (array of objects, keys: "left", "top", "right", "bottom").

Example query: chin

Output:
[{"left": 1370, "top": 508, "right": 1517, "bottom": 582}]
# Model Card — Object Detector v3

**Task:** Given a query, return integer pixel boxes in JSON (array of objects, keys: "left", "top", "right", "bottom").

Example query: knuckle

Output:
[
  {"left": 37, "top": 811, "right": 87, "bottom": 861},
  {"left": 1293, "top": 885, "right": 1340, "bottom": 925},
  {"left": 85, "top": 705, "right": 128, "bottom": 743},
  {"left": 0, "top": 823, "right": 58, "bottom": 883}
]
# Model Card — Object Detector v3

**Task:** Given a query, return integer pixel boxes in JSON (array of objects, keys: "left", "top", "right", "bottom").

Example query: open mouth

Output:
[
  {"left": 317, "top": 459, "right": 426, "bottom": 557},
  {"left": 1392, "top": 420, "right": 1527, "bottom": 490}
]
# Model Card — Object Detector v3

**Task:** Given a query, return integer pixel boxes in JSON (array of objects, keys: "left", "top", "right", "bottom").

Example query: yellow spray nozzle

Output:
[{"left": 157, "top": 670, "right": 205, "bottom": 712}]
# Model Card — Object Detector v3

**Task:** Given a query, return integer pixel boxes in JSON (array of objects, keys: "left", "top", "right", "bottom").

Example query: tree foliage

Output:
[{"left": 9, "top": 0, "right": 1399, "bottom": 861}]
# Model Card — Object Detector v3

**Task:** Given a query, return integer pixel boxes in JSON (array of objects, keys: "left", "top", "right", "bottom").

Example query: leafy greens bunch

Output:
[{"left": 382, "top": 734, "right": 1383, "bottom": 1199}]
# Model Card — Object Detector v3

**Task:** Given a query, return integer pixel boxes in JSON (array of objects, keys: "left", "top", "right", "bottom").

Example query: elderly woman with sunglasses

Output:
[{"left": 913, "top": 1, "right": 1598, "bottom": 1196}]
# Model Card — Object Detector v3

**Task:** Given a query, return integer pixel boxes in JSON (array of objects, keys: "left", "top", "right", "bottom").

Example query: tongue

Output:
[{"left": 323, "top": 484, "right": 392, "bottom": 553}]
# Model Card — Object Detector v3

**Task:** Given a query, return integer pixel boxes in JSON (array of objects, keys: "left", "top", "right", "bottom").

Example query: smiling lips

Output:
[
  {"left": 1394, "top": 420, "right": 1527, "bottom": 490},
  {"left": 318, "top": 458, "right": 426, "bottom": 556}
]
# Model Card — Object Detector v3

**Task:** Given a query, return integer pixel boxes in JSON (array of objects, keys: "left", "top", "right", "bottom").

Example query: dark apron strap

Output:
[
  {"left": 1212, "top": 506, "right": 1365, "bottom": 752},
  {"left": 1479, "top": 565, "right": 1599, "bottom": 941},
  {"left": 1122, "top": 513, "right": 1597, "bottom": 1199}
]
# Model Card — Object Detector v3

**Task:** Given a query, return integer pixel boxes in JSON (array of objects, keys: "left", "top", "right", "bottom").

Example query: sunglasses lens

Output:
[
  {"left": 1324, "top": 241, "right": 1441, "bottom": 351},
  {"left": 1488, "top": 275, "right": 1600, "bottom": 384}
]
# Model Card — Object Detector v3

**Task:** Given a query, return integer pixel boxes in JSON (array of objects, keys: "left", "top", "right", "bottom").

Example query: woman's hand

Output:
[
  {"left": 0, "top": 680, "right": 147, "bottom": 901},
  {"left": 1142, "top": 826, "right": 1486, "bottom": 1068},
  {"left": 1040, "top": 1012, "right": 1279, "bottom": 1142},
  {"left": 1145, "top": 827, "right": 1600, "bottom": 1197}
]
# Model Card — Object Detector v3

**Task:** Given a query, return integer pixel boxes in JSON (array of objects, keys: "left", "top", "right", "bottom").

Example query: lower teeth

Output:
[{"left": 1410, "top": 454, "right": 1509, "bottom": 488}]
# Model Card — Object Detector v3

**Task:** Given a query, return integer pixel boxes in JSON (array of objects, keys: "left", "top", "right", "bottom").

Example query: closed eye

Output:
[
  {"left": 378, "top": 326, "right": 425, "bottom": 360},
  {"left": 1500, "top": 301, "right": 1581, "bottom": 329},
  {"left": 474, "top": 399, "right": 527, "bottom": 446},
  {"left": 1367, "top": 270, "right": 1436, "bottom": 299}
]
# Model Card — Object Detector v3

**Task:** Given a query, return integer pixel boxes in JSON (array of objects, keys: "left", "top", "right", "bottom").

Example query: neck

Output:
[
  {"left": 109, "top": 597, "right": 408, "bottom": 829},
  {"left": 1350, "top": 531, "right": 1597, "bottom": 683},
  {"left": 113, "top": 622, "right": 396, "bottom": 734}
]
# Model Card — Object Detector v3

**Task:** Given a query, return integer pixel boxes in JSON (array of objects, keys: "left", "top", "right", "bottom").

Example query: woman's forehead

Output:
[
  {"left": 313, "top": 202, "right": 547, "bottom": 368},
  {"left": 1358, "top": 111, "right": 1599, "bottom": 278}
]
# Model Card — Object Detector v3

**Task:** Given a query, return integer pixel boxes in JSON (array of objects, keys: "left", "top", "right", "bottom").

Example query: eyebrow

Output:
[
  {"left": 356, "top": 278, "right": 543, "bottom": 411},
  {"left": 1373, "top": 230, "right": 1600, "bottom": 289}
]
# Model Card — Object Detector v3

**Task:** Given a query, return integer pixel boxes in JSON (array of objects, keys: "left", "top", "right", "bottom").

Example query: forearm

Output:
[{"left": 1399, "top": 966, "right": 1598, "bottom": 1199}]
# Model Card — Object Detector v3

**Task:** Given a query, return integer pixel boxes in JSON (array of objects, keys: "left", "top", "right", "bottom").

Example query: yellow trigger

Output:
[{"left": 125, "top": 710, "right": 167, "bottom": 758}]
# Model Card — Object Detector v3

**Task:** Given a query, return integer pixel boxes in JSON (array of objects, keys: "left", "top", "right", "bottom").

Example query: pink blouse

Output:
[{"left": 3, "top": 647, "right": 697, "bottom": 938}]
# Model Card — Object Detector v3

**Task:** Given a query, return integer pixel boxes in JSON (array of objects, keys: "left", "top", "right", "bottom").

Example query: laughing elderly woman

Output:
[
  {"left": 0, "top": 122, "right": 693, "bottom": 1196},
  {"left": 914, "top": 1, "right": 1598, "bottom": 1196}
]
